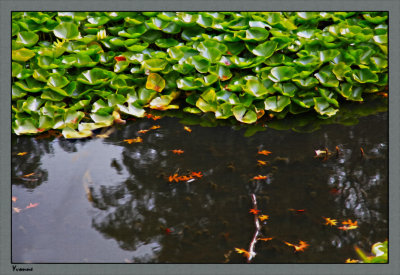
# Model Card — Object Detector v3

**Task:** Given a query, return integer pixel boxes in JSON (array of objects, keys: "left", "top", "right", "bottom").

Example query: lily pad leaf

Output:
[
  {"left": 232, "top": 105, "right": 258, "bottom": 124},
  {"left": 62, "top": 127, "right": 93, "bottom": 139},
  {"left": 313, "top": 97, "right": 339, "bottom": 117},
  {"left": 249, "top": 41, "right": 278, "bottom": 57},
  {"left": 236, "top": 27, "right": 269, "bottom": 42},
  {"left": 77, "top": 68, "right": 115, "bottom": 85},
  {"left": 146, "top": 73, "right": 166, "bottom": 92},
  {"left": 12, "top": 48, "right": 35, "bottom": 62},
  {"left": 352, "top": 69, "right": 379, "bottom": 83},
  {"left": 155, "top": 38, "right": 179, "bottom": 48},
  {"left": 243, "top": 78, "right": 269, "bottom": 97},
  {"left": 273, "top": 82, "right": 298, "bottom": 97},
  {"left": 13, "top": 118, "right": 39, "bottom": 135},
  {"left": 188, "top": 55, "right": 211, "bottom": 74},
  {"left": 336, "top": 83, "right": 364, "bottom": 101},
  {"left": 269, "top": 66, "right": 297, "bottom": 82},
  {"left": 53, "top": 22, "right": 80, "bottom": 40},
  {"left": 16, "top": 31, "right": 39, "bottom": 47},
  {"left": 117, "top": 102, "right": 146, "bottom": 117},
  {"left": 149, "top": 95, "right": 176, "bottom": 110},
  {"left": 264, "top": 95, "right": 291, "bottom": 112},
  {"left": 196, "top": 88, "right": 218, "bottom": 113},
  {"left": 47, "top": 75, "right": 70, "bottom": 89},
  {"left": 142, "top": 59, "right": 168, "bottom": 72},
  {"left": 215, "top": 102, "right": 233, "bottom": 119}
]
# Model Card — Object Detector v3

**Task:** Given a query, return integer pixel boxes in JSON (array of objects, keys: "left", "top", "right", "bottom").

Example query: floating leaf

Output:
[
  {"left": 124, "top": 137, "right": 143, "bottom": 144},
  {"left": 171, "top": 149, "right": 184, "bottom": 155},
  {"left": 184, "top": 126, "right": 192, "bottom": 132},
  {"left": 142, "top": 59, "right": 168, "bottom": 72},
  {"left": 249, "top": 208, "right": 261, "bottom": 214},
  {"left": 25, "top": 202, "right": 39, "bottom": 209},
  {"left": 232, "top": 105, "right": 258, "bottom": 124},
  {"left": 146, "top": 73, "right": 166, "bottom": 92},
  {"left": 249, "top": 41, "right": 278, "bottom": 57},
  {"left": 53, "top": 22, "right": 80, "bottom": 40},
  {"left": 264, "top": 96, "right": 290, "bottom": 112},
  {"left": 12, "top": 48, "right": 35, "bottom": 61},
  {"left": 16, "top": 31, "right": 39, "bottom": 47},
  {"left": 269, "top": 66, "right": 297, "bottom": 82}
]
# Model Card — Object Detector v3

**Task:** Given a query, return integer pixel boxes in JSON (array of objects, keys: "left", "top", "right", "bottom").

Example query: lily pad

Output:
[
  {"left": 269, "top": 66, "right": 297, "bottom": 82},
  {"left": 313, "top": 97, "right": 339, "bottom": 117},
  {"left": 243, "top": 78, "right": 269, "bottom": 97},
  {"left": 77, "top": 68, "right": 115, "bottom": 85},
  {"left": 146, "top": 73, "right": 166, "bottom": 92},
  {"left": 12, "top": 48, "right": 35, "bottom": 62},
  {"left": 232, "top": 105, "right": 258, "bottom": 124},
  {"left": 53, "top": 22, "right": 80, "bottom": 40},
  {"left": 142, "top": 59, "right": 168, "bottom": 72},
  {"left": 264, "top": 95, "right": 291, "bottom": 112},
  {"left": 248, "top": 41, "right": 278, "bottom": 57},
  {"left": 196, "top": 88, "right": 218, "bottom": 113},
  {"left": 16, "top": 31, "right": 39, "bottom": 47}
]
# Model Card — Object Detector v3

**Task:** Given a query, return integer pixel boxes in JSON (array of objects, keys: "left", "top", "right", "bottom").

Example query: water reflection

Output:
[{"left": 12, "top": 101, "right": 388, "bottom": 263}]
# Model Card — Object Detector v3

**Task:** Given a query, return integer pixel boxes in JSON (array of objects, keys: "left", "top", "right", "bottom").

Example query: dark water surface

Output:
[{"left": 12, "top": 112, "right": 388, "bottom": 263}]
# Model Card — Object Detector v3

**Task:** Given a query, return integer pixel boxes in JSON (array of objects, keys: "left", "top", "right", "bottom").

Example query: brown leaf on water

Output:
[
  {"left": 284, "top": 240, "right": 309, "bottom": 252},
  {"left": 345, "top": 258, "right": 359, "bottom": 263},
  {"left": 22, "top": 173, "right": 35, "bottom": 178},
  {"left": 12, "top": 196, "right": 18, "bottom": 202},
  {"left": 149, "top": 125, "right": 161, "bottom": 130},
  {"left": 252, "top": 175, "right": 268, "bottom": 180},
  {"left": 259, "top": 215, "right": 269, "bottom": 221},
  {"left": 137, "top": 129, "right": 150, "bottom": 134},
  {"left": 184, "top": 126, "right": 192, "bottom": 133},
  {"left": 17, "top": 152, "right": 28, "bottom": 156}
]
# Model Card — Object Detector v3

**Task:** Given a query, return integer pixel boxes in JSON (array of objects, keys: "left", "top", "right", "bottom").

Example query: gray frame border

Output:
[{"left": 1, "top": 1, "right": 399, "bottom": 274}]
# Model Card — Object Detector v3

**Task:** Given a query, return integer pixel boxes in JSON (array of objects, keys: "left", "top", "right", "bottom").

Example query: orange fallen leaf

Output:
[
  {"left": 259, "top": 215, "right": 269, "bottom": 221},
  {"left": 323, "top": 217, "right": 338, "bottom": 226},
  {"left": 149, "top": 125, "right": 161, "bottom": 130},
  {"left": 13, "top": 207, "right": 22, "bottom": 213},
  {"left": 252, "top": 175, "right": 268, "bottom": 180},
  {"left": 26, "top": 203, "right": 39, "bottom": 209},
  {"left": 171, "top": 149, "right": 184, "bottom": 155},
  {"left": 12, "top": 196, "right": 17, "bottom": 202},
  {"left": 184, "top": 126, "right": 192, "bottom": 133},
  {"left": 342, "top": 219, "right": 358, "bottom": 227},
  {"left": 177, "top": 175, "right": 193, "bottom": 181},
  {"left": 137, "top": 129, "right": 149, "bottom": 134},
  {"left": 124, "top": 137, "right": 143, "bottom": 144},
  {"left": 22, "top": 173, "right": 35, "bottom": 178},
  {"left": 145, "top": 114, "right": 161, "bottom": 120},
  {"left": 257, "top": 160, "right": 268, "bottom": 166},
  {"left": 258, "top": 150, "right": 271, "bottom": 156},
  {"left": 249, "top": 208, "right": 260, "bottom": 215},
  {"left": 234, "top": 248, "right": 251, "bottom": 258},
  {"left": 338, "top": 225, "right": 358, "bottom": 231},
  {"left": 345, "top": 258, "right": 359, "bottom": 263},
  {"left": 284, "top": 240, "right": 309, "bottom": 252},
  {"left": 191, "top": 171, "right": 203, "bottom": 178},
  {"left": 257, "top": 237, "right": 273, "bottom": 242},
  {"left": 168, "top": 174, "right": 180, "bottom": 183},
  {"left": 17, "top": 152, "right": 28, "bottom": 156}
]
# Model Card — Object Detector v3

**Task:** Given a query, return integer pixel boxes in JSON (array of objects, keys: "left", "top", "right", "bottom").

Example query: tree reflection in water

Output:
[{"left": 12, "top": 100, "right": 388, "bottom": 263}]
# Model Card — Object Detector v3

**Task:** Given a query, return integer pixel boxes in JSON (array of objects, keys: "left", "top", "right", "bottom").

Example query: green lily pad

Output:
[
  {"left": 177, "top": 77, "right": 203, "bottom": 90},
  {"left": 117, "top": 102, "right": 146, "bottom": 117},
  {"left": 269, "top": 66, "right": 297, "bottom": 82},
  {"left": 236, "top": 27, "right": 269, "bottom": 42},
  {"left": 313, "top": 97, "right": 339, "bottom": 117},
  {"left": 12, "top": 48, "right": 35, "bottom": 62},
  {"left": 146, "top": 73, "right": 166, "bottom": 92},
  {"left": 114, "top": 61, "right": 130, "bottom": 73},
  {"left": 53, "top": 22, "right": 80, "bottom": 39},
  {"left": 248, "top": 41, "right": 278, "bottom": 57},
  {"left": 12, "top": 62, "right": 23, "bottom": 77},
  {"left": 314, "top": 66, "right": 339, "bottom": 87},
  {"left": 196, "top": 88, "right": 218, "bottom": 113},
  {"left": 47, "top": 75, "right": 70, "bottom": 89},
  {"left": 215, "top": 102, "right": 233, "bottom": 119},
  {"left": 352, "top": 68, "right": 379, "bottom": 83},
  {"left": 14, "top": 78, "right": 45, "bottom": 93},
  {"left": 273, "top": 82, "right": 298, "bottom": 97},
  {"left": 232, "top": 105, "right": 258, "bottom": 124},
  {"left": 264, "top": 95, "right": 291, "bottom": 112},
  {"left": 16, "top": 31, "right": 39, "bottom": 47},
  {"left": 77, "top": 68, "right": 115, "bottom": 85},
  {"left": 336, "top": 83, "right": 364, "bottom": 101},
  {"left": 12, "top": 85, "right": 27, "bottom": 100},
  {"left": 142, "top": 59, "right": 168, "bottom": 72},
  {"left": 118, "top": 24, "right": 147, "bottom": 38},
  {"left": 62, "top": 127, "right": 93, "bottom": 139},
  {"left": 188, "top": 55, "right": 211, "bottom": 74},
  {"left": 155, "top": 38, "right": 179, "bottom": 48},
  {"left": 243, "top": 78, "right": 269, "bottom": 97},
  {"left": 13, "top": 118, "right": 39, "bottom": 135},
  {"left": 149, "top": 95, "right": 178, "bottom": 110}
]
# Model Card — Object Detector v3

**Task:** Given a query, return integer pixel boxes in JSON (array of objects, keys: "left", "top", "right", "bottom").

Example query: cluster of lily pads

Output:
[{"left": 12, "top": 12, "right": 388, "bottom": 138}]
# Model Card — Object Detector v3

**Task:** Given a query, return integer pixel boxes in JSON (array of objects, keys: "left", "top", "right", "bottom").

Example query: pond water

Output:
[{"left": 12, "top": 107, "right": 388, "bottom": 263}]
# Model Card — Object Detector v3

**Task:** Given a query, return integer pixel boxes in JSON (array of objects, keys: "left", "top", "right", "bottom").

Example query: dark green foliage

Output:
[{"left": 11, "top": 12, "right": 388, "bottom": 138}]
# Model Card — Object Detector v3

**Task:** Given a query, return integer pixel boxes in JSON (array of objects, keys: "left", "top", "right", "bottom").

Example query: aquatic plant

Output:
[{"left": 11, "top": 12, "right": 388, "bottom": 138}]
